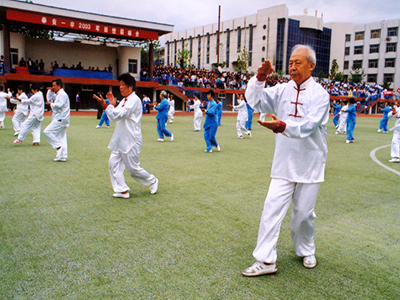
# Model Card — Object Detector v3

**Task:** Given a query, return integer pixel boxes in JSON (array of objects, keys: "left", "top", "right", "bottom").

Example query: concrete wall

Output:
[{"left": 117, "top": 46, "right": 141, "bottom": 77}]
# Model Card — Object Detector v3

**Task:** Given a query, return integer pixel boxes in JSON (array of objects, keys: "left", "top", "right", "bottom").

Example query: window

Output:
[
  {"left": 166, "top": 42, "right": 170, "bottom": 65},
  {"left": 189, "top": 37, "right": 193, "bottom": 58},
  {"left": 386, "top": 43, "right": 397, "bottom": 52},
  {"left": 370, "top": 29, "right": 380, "bottom": 39},
  {"left": 261, "top": 57, "right": 265, "bottom": 62},
  {"left": 249, "top": 24, "right": 253, "bottom": 52},
  {"left": 262, "top": 46, "right": 265, "bottom": 51},
  {"left": 355, "top": 31, "right": 364, "bottom": 40},
  {"left": 10, "top": 48, "right": 18, "bottom": 66},
  {"left": 353, "top": 60, "right": 362, "bottom": 69},
  {"left": 344, "top": 61, "right": 349, "bottom": 70},
  {"left": 206, "top": 34, "right": 210, "bottom": 64},
  {"left": 368, "top": 59, "right": 378, "bottom": 68},
  {"left": 237, "top": 27, "right": 241, "bottom": 52},
  {"left": 384, "top": 73, "right": 394, "bottom": 82},
  {"left": 344, "top": 47, "right": 350, "bottom": 56},
  {"left": 197, "top": 35, "right": 201, "bottom": 68},
  {"left": 369, "top": 44, "right": 379, "bottom": 54},
  {"left": 387, "top": 27, "right": 398, "bottom": 37},
  {"left": 226, "top": 30, "right": 230, "bottom": 68},
  {"left": 128, "top": 59, "right": 137, "bottom": 73},
  {"left": 385, "top": 58, "right": 395, "bottom": 68},
  {"left": 367, "top": 74, "right": 377, "bottom": 83},
  {"left": 248, "top": 52, "right": 252, "bottom": 67},
  {"left": 263, "top": 24, "right": 267, "bottom": 30},
  {"left": 354, "top": 46, "right": 363, "bottom": 55},
  {"left": 345, "top": 34, "right": 351, "bottom": 42}
]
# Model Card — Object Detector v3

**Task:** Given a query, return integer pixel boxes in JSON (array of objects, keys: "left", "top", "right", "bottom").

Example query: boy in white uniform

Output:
[
  {"left": 243, "top": 45, "right": 330, "bottom": 276},
  {"left": 388, "top": 104, "right": 400, "bottom": 163},
  {"left": 188, "top": 94, "right": 203, "bottom": 131},
  {"left": 228, "top": 94, "right": 251, "bottom": 138},
  {"left": 168, "top": 95, "right": 175, "bottom": 123},
  {"left": 10, "top": 86, "right": 29, "bottom": 136},
  {"left": 12, "top": 83, "right": 44, "bottom": 145},
  {"left": 0, "top": 87, "right": 12, "bottom": 129},
  {"left": 44, "top": 79, "right": 70, "bottom": 162},
  {"left": 93, "top": 73, "right": 159, "bottom": 198},
  {"left": 335, "top": 100, "right": 348, "bottom": 134}
]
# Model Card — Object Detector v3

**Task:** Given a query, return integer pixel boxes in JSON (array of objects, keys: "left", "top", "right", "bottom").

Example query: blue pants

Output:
[
  {"left": 379, "top": 118, "right": 388, "bottom": 132},
  {"left": 157, "top": 118, "right": 172, "bottom": 138},
  {"left": 204, "top": 125, "right": 218, "bottom": 151},
  {"left": 333, "top": 115, "right": 339, "bottom": 127},
  {"left": 218, "top": 114, "right": 222, "bottom": 126},
  {"left": 98, "top": 112, "right": 110, "bottom": 127},
  {"left": 246, "top": 116, "right": 253, "bottom": 130},
  {"left": 346, "top": 122, "right": 355, "bottom": 141}
]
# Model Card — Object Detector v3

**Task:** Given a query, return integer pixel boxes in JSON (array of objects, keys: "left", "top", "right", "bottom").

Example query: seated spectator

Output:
[{"left": 19, "top": 57, "right": 27, "bottom": 67}]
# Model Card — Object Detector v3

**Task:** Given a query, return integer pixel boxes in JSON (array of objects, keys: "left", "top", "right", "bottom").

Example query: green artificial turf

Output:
[{"left": 0, "top": 114, "right": 399, "bottom": 299}]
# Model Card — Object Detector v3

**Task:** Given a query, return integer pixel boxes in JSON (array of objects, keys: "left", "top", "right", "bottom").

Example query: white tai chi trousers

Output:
[
  {"left": 391, "top": 133, "right": 400, "bottom": 158},
  {"left": 109, "top": 146, "right": 156, "bottom": 193},
  {"left": 12, "top": 111, "right": 28, "bottom": 133},
  {"left": 18, "top": 116, "right": 42, "bottom": 143},
  {"left": 236, "top": 120, "right": 250, "bottom": 137},
  {"left": 43, "top": 120, "right": 68, "bottom": 159},
  {"left": 253, "top": 178, "right": 320, "bottom": 263},
  {"left": 194, "top": 115, "right": 202, "bottom": 131},
  {"left": 0, "top": 112, "right": 5, "bottom": 122},
  {"left": 337, "top": 119, "right": 347, "bottom": 133}
]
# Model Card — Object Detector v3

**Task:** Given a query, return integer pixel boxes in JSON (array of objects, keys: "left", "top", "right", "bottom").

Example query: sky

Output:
[{"left": 19, "top": 0, "right": 400, "bottom": 32}]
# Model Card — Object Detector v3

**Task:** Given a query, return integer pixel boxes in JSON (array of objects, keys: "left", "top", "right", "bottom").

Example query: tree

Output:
[
  {"left": 235, "top": 47, "right": 249, "bottom": 72},
  {"left": 334, "top": 72, "right": 344, "bottom": 82},
  {"left": 382, "top": 79, "right": 392, "bottom": 90},
  {"left": 318, "top": 70, "right": 325, "bottom": 80},
  {"left": 349, "top": 64, "right": 366, "bottom": 83},
  {"left": 329, "top": 59, "right": 339, "bottom": 80},
  {"left": 175, "top": 43, "right": 191, "bottom": 68},
  {"left": 141, "top": 40, "right": 161, "bottom": 67}
]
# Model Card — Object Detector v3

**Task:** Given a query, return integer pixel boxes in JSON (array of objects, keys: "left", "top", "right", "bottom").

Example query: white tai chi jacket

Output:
[
  {"left": 51, "top": 89, "right": 70, "bottom": 124},
  {"left": 46, "top": 89, "right": 56, "bottom": 103},
  {"left": 11, "top": 92, "right": 29, "bottom": 115},
  {"left": 22, "top": 91, "right": 44, "bottom": 121},
  {"left": 168, "top": 99, "right": 175, "bottom": 114},
  {"left": 191, "top": 100, "right": 203, "bottom": 118},
  {"left": 105, "top": 92, "right": 143, "bottom": 154},
  {"left": 233, "top": 99, "right": 248, "bottom": 122},
  {"left": 0, "top": 91, "right": 12, "bottom": 112},
  {"left": 245, "top": 76, "right": 330, "bottom": 183}
]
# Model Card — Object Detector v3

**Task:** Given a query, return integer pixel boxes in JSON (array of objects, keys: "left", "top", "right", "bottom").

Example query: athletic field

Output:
[{"left": 1, "top": 113, "right": 399, "bottom": 299}]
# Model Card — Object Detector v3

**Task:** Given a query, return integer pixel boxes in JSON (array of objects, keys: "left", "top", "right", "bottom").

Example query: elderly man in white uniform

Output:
[
  {"left": 44, "top": 79, "right": 70, "bottom": 162},
  {"left": 10, "top": 86, "right": 29, "bottom": 136},
  {"left": 388, "top": 105, "right": 400, "bottom": 163},
  {"left": 188, "top": 93, "right": 203, "bottom": 131},
  {"left": 242, "top": 44, "right": 330, "bottom": 276},
  {"left": 0, "top": 86, "right": 12, "bottom": 129},
  {"left": 12, "top": 83, "right": 44, "bottom": 145},
  {"left": 93, "top": 73, "right": 159, "bottom": 199},
  {"left": 229, "top": 94, "right": 252, "bottom": 139}
]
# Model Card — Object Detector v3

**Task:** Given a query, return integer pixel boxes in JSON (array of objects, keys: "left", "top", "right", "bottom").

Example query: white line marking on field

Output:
[{"left": 370, "top": 145, "right": 400, "bottom": 176}]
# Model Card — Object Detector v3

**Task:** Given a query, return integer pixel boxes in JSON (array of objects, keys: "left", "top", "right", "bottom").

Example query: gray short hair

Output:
[
  {"left": 161, "top": 90, "right": 168, "bottom": 98},
  {"left": 291, "top": 44, "right": 316, "bottom": 65}
]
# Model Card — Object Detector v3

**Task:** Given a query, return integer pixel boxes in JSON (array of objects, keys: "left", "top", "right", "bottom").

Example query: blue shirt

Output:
[
  {"left": 345, "top": 104, "right": 357, "bottom": 124},
  {"left": 333, "top": 103, "right": 341, "bottom": 115},
  {"left": 154, "top": 98, "right": 169, "bottom": 120},
  {"left": 382, "top": 106, "right": 391, "bottom": 120},
  {"left": 203, "top": 99, "right": 218, "bottom": 129}
]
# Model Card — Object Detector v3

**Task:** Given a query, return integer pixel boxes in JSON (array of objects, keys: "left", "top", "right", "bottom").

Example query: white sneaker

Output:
[
  {"left": 242, "top": 261, "right": 277, "bottom": 277},
  {"left": 13, "top": 132, "right": 19, "bottom": 136},
  {"left": 238, "top": 135, "right": 243, "bottom": 139},
  {"left": 150, "top": 178, "right": 159, "bottom": 194},
  {"left": 248, "top": 132, "right": 252, "bottom": 138},
  {"left": 170, "top": 134, "right": 174, "bottom": 142},
  {"left": 95, "top": 125, "right": 100, "bottom": 128},
  {"left": 216, "top": 145, "right": 221, "bottom": 152},
  {"left": 303, "top": 255, "right": 317, "bottom": 269},
  {"left": 157, "top": 138, "right": 164, "bottom": 142},
  {"left": 12, "top": 139, "right": 22, "bottom": 145},
  {"left": 383, "top": 131, "right": 388, "bottom": 134},
  {"left": 388, "top": 158, "right": 400, "bottom": 163},
  {"left": 335, "top": 131, "right": 339, "bottom": 135},
  {"left": 106, "top": 126, "right": 110, "bottom": 129},
  {"left": 346, "top": 140, "right": 350, "bottom": 144},
  {"left": 377, "top": 129, "right": 382, "bottom": 133},
  {"left": 54, "top": 157, "right": 66, "bottom": 162},
  {"left": 113, "top": 192, "right": 130, "bottom": 199},
  {"left": 349, "top": 140, "right": 355, "bottom": 143},
  {"left": 204, "top": 149, "right": 212, "bottom": 153}
]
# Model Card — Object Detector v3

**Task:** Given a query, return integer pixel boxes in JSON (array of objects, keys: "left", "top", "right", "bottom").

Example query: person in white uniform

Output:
[
  {"left": 335, "top": 100, "right": 348, "bottom": 134},
  {"left": 388, "top": 104, "right": 400, "bottom": 163},
  {"left": 242, "top": 45, "right": 330, "bottom": 276},
  {"left": 12, "top": 83, "right": 44, "bottom": 145},
  {"left": 0, "top": 87, "right": 12, "bottom": 129},
  {"left": 93, "top": 73, "right": 159, "bottom": 199},
  {"left": 10, "top": 86, "right": 29, "bottom": 136},
  {"left": 44, "top": 79, "right": 70, "bottom": 162},
  {"left": 168, "top": 94, "right": 175, "bottom": 123},
  {"left": 188, "top": 93, "right": 203, "bottom": 131},
  {"left": 228, "top": 94, "right": 252, "bottom": 139}
]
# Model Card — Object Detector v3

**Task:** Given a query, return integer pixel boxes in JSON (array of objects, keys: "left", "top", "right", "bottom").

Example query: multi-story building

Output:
[{"left": 342, "top": 20, "right": 399, "bottom": 90}]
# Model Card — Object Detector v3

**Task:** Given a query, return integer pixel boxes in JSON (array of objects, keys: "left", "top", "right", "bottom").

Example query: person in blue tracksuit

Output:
[
  {"left": 332, "top": 100, "right": 341, "bottom": 128},
  {"left": 377, "top": 102, "right": 391, "bottom": 133},
  {"left": 96, "top": 98, "right": 110, "bottom": 128},
  {"left": 154, "top": 90, "right": 174, "bottom": 142},
  {"left": 345, "top": 98, "right": 357, "bottom": 143},
  {"left": 245, "top": 101, "right": 254, "bottom": 130},
  {"left": 216, "top": 97, "right": 223, "bottom": 126},
  {"left": 203, "top": 90, "right": 220, "bottom": 152},
  {"left": 142, "top": 94, "right": 151, "bottom": 114}
]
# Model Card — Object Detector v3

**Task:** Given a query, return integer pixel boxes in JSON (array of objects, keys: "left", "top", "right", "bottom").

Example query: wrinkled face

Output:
[
  {"left": 289, "top": 48, "right": 315, "bottom": 86},
  {"left": 119, "top": 81, "right": 132, "bottom": 97},
  {"left": 52, "top": 82, "right": 61, "bottom": 93}
]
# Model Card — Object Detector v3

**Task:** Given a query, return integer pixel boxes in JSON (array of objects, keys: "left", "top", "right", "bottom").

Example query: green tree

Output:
[
  {"left": 235, "top": 47, "right": 249, "bottom": 72},
  {"left": 329, "top": 59, "right": 339, "bottom": 80},
  {"left": 318, "top": 70, "right": 325, "bottom": 80},
  {"left": 141, "top": 40, "right": 161, "bottom": 67},
  {"left": 334, "top": 72, "right": 344, "bottom": 82},
  {"left": 349, "top": 64, "right": 366, "bottom": 83},
  {"left": 382, "top": 79, "right": 392, "bottom": 90},
  {"left": 175, "top": 43, "right": 191, "bottom": 68}
]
